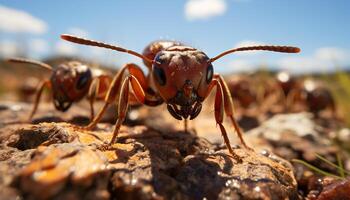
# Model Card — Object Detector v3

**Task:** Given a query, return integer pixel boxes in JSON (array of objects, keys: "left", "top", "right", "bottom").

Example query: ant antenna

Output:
[
  {"left": 210, "top": 45, "right": 301, "bottom": 63},
  {"left": 7, "top": 57, "right": 52, "bottom": 71},
  {"left": 61, "top": 34, "right": 155, "bottom": 64}
]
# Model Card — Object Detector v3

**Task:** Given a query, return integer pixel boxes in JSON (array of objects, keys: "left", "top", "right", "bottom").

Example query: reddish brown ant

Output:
[
  {"left": 276, "top": 71, "right": 298, "bottom": 96},
  {"left": 7, "top": 58, "right": 112, "bottom": 121},
  {"left": 61, "top": 34, "right": 300, "bottom": 159},
  {"left": 227, "top": 75, "right": 257, "bottom": 109},
  {"left": 18, "top": 77, "right": 40, "bottom": 102},
  {"left": 287, "top": 79, "right": 336, "bottom": 117}
]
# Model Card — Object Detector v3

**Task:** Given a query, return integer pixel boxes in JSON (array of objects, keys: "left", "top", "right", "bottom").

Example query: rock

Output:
[
  {"left": 14, "top": 143, "right": 111, "bottom": 200},
  {"left": 0, "top": 146, "right": 34, "bottom": 200},
  {"left": 314, "top": 178, "right": 350, "bottom": 200},
  {"left": 303, "top": 177, "right": 350, "bottom": 200},
  {"left": 248, "top": 113, "right": 341, "bottom": 166},
  {"left": 247, "top": 112, "right": 349, "bottom": 198},
  {"left": 0, "top": 120, "right": 299, "bottom": 200},
  {"left": 0, "top": 101, "right": 118, "bottom": 127}
]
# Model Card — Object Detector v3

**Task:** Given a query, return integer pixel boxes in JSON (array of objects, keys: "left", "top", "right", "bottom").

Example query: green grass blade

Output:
[
  {"left": 315, "top": 154, "right": 350, "bottom": 176},
  {"left": 292, "top": 159, "right": 344, "bottom": 179},
  {"left": 336, "top": 153, "right": 345, "bottom": 178}
]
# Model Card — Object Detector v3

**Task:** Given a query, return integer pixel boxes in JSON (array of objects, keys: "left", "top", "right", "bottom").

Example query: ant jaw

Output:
[
  {"left": 166, "top": 102, "right": 202, "bottom": 120},
  {"left": 167, "top": 104, "right": 182, "bottom": 120},
  {"left": 54, "top": 100, "right": 72, "bottom": 111},
  {"left": 166, "top": 80, "right": 203, "bottom": 120},
  {"left": 53, "top": 96, "right": 73, "bottom": 112}
]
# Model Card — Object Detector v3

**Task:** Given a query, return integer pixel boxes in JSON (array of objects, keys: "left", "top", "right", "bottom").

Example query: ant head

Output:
[
  {"left": 142, "top": 40, "right": 183, "bottom": 68},
  {"left": 152, "top": 46, "right": 212, "bottom": 104},
  {"left": 51, "top": 61, "right": 92, "bottom": 111}
]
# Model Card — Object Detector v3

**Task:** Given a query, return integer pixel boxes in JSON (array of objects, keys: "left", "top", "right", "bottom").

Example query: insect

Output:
[
  {"left": 276, "top": 71, "right": 298, "bottom": 96},
  {"left": 257, "top": 71, "right": 298, "bottom": 112},
  {"left": 18, "top": 77, "right": 40, "bottom": 102},
  {"left": 287, "top": 79, "right": 336, "bottom": 117},
  {"left": 61, "top": 34, "right": 300, "bottom": 160},
  {"left": 7, "top": 58, "right": 112, "bottom": 121},
  {"left": 227, "top": 75, "right": 257, "bottom": 109}
]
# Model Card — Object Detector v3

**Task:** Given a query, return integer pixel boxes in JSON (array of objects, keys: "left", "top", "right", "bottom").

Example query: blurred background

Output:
[{"left": 0, "top": 0, "right": 350, "bottom": 125}]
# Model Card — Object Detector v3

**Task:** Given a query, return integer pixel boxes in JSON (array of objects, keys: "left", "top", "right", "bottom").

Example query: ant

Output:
[
  {"left": 7, "top": 58, "right": 112, "bottom": 122},
  {"left": 258, "top": 71, "right": 299, "bottom": 113},
  {"left": 276, "top": 71, "right": 298, "bottom": 97},
  {"left": 287, "top": 79, "right": 336, "bottom": 117},
  {"left": 61, "top": 34, "right": 300, "bottom": 160},
  {"left": 227, "top": 75, "right": 257, "bottom": 109}
]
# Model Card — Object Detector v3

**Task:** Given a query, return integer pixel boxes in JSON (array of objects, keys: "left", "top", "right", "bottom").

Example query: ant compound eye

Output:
[
  {"left": 153, "top": 66, "right": 166, "bottom": 86},
  {"left": 76, "top": 71, "right": 92, "bottom": 90},
  {"left": 206, "top": 64, "right": 213, "bottom": 83}
]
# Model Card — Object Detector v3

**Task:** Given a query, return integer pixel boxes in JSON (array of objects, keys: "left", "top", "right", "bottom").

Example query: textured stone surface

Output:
[
  {"left": 3, "top": 102, "right": 349, "bottom": 200},
  {"left": 247, "top": 112, "right": 349, "bottom": 198},
  {"left": 0, "top": 120, "right": 298, "bottom": 200}
]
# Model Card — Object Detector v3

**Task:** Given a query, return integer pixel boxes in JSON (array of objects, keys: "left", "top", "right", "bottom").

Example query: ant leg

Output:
[
  {"left": 85, "top": 63, "right": 162, "bottom": 130},
  {"left": 285, "top": 88, "right": 301, "bottom": 112},
  {"left": 110, "top": 75, "right": 149, "bottom": 144},
  {"left": 206, "top": 79, "right": 242, "bottom": 161},
  {"left": 85, "top": 63, "right": 147, "bottom": 130},
  {"left": 28, "top": 80, "right": 51, "bottom": 121},
  {"left": 214, "top": 74, "right": 252, "bottom": 150},
  {"left": 87, "top": 77, "right": 101, "bottom": 121},
  {"left": 87, "top": 75, "right": 113, "bottom": 121}
]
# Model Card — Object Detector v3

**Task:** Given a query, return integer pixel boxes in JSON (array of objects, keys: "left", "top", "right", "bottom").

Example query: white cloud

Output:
[
  {"left": 278, "top": 56, "right": 325, "bottom": 74},
  {"left": 0, "top": 5, "right": 47, "bottom": 34},
  {"left": 223, "top": 46, "right": 350, "bottom": 74},
  {"left": 67, "top": 27, "right": 89, "bottom": 38},
  {"left": 234, "top": 40, "right": 265, "bottom": 48},
  {"left": 228, "top": 59, "right": 259, "bottom": 72},
  {"left": 55, "top": 41, "right": 78, "bottom": 56},
  {"left": 315, "top": 47, "right": 348, "bottom": 62},
  {"left": 278, "top": 47, "right": 350, "bottom": 74},
  {"left": 53, "top": 27, "right": 89, "bottom": 56},
  {"left": 185, "top": 0, "right": 227, "bottom": 21},
  {"left": 29, "top": 39, "right": 48, "bottom": 54},
  {"left": 0, "top": 40, "right": 19, "bottom": 58}
]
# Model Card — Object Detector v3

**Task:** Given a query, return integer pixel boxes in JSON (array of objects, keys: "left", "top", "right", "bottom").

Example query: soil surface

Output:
[{"left": 0, "top": 102, "right": 349, "bottom": 200}]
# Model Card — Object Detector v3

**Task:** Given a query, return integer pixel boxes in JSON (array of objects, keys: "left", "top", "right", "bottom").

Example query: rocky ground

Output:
[{"left": 0, "top": 101, "right": 350, "bottom": 200}]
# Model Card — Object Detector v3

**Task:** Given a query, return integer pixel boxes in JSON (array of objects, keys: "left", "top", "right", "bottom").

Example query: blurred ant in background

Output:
[
  {"left": 287, "top": 79, "right": 337, "bottom": 117},
  {"left": 7, "top": 58, "right": 111, "bottom": 121},
  {"left": 275, "top": 71, "right": 298, "bottom": 97},
  {"left": 259, "top": 71, "right": 337, "bottom": 117},
  {"left": 227, "top": 75, "right": 257, "bottom": 109},
  {"left": 17, "top": 77, "right": 40, "bottom": 102},
  {"left": 261, "top": 71, "right": 300, "bottom": 113},
  {"left": 61, "top": 34, "right": 300, "bottom": 159}
]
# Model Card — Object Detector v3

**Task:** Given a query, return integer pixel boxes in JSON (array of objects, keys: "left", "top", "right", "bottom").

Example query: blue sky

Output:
[{"left": 0, "top": 0, "right": 349, "bottom": 74}]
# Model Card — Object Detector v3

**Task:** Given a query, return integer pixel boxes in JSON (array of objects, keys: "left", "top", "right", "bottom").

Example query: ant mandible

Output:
[
  {"left": 61, "top": 34, "right": 300, "bottom": 160},
  {"left": 7, "top": 58, "right": 111, "bottom": 122}
]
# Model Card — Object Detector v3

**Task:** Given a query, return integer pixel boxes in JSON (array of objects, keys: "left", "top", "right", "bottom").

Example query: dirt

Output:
[
  {"left": 0, "top": 102, "right": 302, "bottom": 200},
  {"left": 0, "top": 101, "right": 349, "bottom": 200}
]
